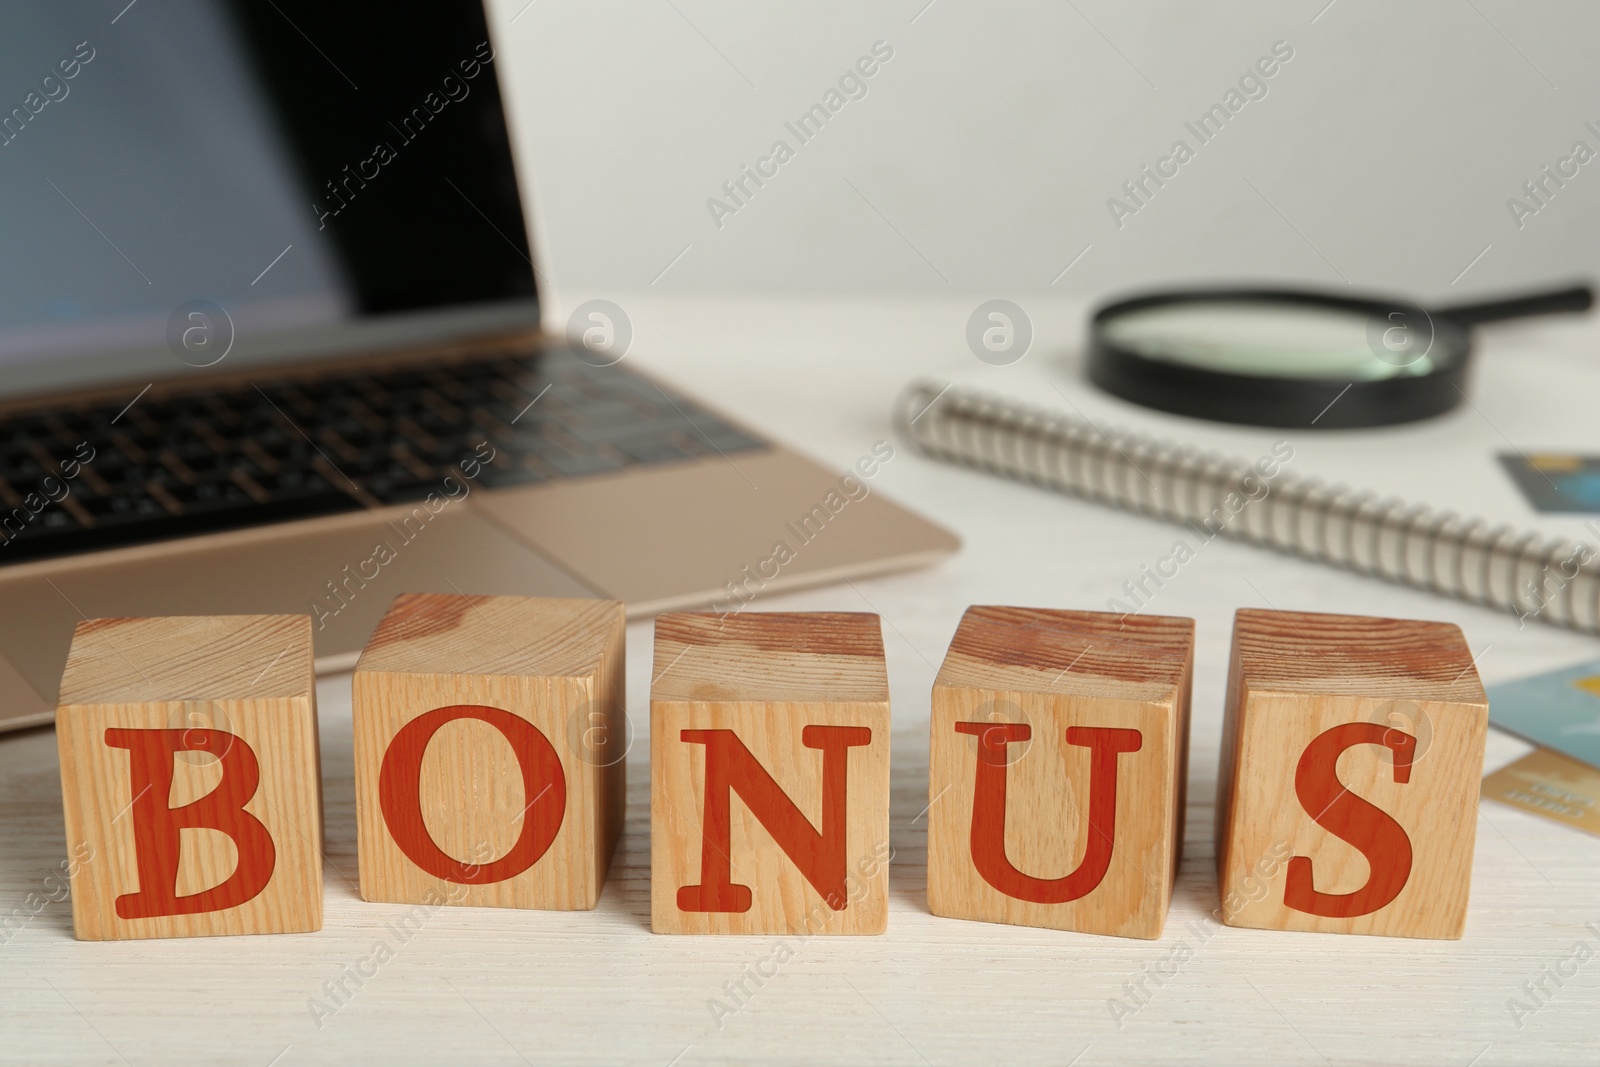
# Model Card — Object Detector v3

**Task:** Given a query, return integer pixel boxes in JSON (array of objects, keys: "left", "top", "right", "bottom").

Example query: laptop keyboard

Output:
[{"left": 0, "top": 346, "right": 767, "bottom": 565}]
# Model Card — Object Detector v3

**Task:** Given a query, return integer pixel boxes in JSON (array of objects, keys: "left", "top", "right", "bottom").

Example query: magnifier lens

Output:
[{"left": 1100, "top": 300, "right": 1441, "bottom": 381}]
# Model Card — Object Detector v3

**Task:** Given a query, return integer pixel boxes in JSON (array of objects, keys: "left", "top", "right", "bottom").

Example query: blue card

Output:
[
  {"left": 1488, "top": 659, "right": 1600, "bottom": 769},
  {"left": 1499, "top": 453, "right": 1600, "bottom": 513}
]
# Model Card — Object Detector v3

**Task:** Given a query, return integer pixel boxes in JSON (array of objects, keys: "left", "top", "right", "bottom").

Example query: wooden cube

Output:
[
  {"left": 928, "top": 606, "right": 1194, "bottom": 939},
  {"left": 352, "top": 594, "right": 625, "bottom": 910},
  {"left": 1215, "top": 608, "right": 1488, "bottom": 939},
  {"left": 650, "top": 612, "right": 891, "bottom": 935},
  {"left": 55, "top": 614, "right": 321, "bottom": 940}
]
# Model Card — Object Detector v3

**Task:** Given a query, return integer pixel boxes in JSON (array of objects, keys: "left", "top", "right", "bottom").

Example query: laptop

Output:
[{"left": 0, "top": 0, "right": 957, "bottom": 732}]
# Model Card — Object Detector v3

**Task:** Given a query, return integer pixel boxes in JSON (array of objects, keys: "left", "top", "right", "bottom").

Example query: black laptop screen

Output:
[{"left": 0, "top": 0, "right": 535, "bottom": 371}]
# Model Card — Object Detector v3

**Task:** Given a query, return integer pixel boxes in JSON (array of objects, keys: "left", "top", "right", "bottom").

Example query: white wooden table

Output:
[{"left": 3, "top": 294, "right": 1597, "bottom": 1065}]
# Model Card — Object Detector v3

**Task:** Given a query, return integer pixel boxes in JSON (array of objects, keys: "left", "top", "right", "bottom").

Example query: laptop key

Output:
[
  {"left": 250, "top": 470, "right": 341, "bottom": 496},
  {"left": 542, "top": 452, "right": 623, "bottom": 478},
  {"left": 160, "top": 478, "right": 250, "bottom": 511},
  {"left": 0, "top": 506, "right": 79, "bottom": 550},
  {"left": 614, "top": 437, "right": 693, "bottom": 465},
  {"left": 474, "top": 464, "right": 545, "bottom": 489},
  {"left": 79, "top": 493, "right": 167, "bottom": 523}
]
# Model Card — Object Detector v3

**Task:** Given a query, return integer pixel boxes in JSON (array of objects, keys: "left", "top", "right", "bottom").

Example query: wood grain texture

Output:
[
  {"left": 1215, "top": 608, "right": 1488, "bottom": 939},
  {"left": 54, "top": 614, "right": 321, "bottom": 940},
  {"left": 351, "top": 594, "right": 625, "bottom": 911},
  {"left": 929, "top": 607, "right": 1194, "bottom": 939},
  {"left": 651, "top": 611, "right": 890, "bottom": 935}
]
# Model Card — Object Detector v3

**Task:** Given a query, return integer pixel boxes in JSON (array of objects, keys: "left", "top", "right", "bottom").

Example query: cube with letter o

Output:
[{"left": 352, "top": 594, "right": 625, "bottom": 911}]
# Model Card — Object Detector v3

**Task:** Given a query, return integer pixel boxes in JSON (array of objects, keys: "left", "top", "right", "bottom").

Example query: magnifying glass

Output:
[{"left": 1087, "top": 283, "right": 1593, "bottom": 428}]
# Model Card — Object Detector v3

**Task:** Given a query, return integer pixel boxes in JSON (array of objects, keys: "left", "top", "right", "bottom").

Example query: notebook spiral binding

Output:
[{"left": 898, "top": 380, "right": 1600, "bottom": 635}]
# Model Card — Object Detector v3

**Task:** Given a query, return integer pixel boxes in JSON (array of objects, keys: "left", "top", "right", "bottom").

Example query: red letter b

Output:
[{"left": 106, "top": 728, "right": 276, "bottom": 920}]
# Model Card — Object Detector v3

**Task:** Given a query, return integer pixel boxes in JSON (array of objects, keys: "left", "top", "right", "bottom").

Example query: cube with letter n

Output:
[
  {"left": 1214, "top": 609, "right": 1488, "bottom": 939},
  {"left": 352, "top": 593, "right": 625, "bottom": 911},
  {"left": 651, "top": 612, "right": 891, "bottom": 935}
]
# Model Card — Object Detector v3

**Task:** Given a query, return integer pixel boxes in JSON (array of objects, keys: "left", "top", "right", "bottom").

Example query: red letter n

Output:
[
  {"left": 104, "top": 728, "right": 276, "bottom": 920},
  {"left": 676, "top": 725, "right": 872, "bottom": 913}
]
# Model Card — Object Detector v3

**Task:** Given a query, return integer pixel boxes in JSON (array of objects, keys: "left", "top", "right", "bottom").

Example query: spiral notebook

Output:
[{"left": 896, "top": 376, "right": 1600, "bottom": 636}]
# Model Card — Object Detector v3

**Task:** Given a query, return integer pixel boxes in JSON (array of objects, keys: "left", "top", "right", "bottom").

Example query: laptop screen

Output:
[{"left": 0, "top": 0, "right": 536, "bottom": 380}]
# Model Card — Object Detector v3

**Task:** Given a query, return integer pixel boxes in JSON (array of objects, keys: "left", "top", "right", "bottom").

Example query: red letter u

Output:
[{"left": 955, "top": 722, "right": 1141, "bottom": 904}]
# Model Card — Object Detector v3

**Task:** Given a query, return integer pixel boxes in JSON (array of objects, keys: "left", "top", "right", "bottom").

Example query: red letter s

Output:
[{"left": 1284, "top": 722, "right": 1416, "bottom": 919}]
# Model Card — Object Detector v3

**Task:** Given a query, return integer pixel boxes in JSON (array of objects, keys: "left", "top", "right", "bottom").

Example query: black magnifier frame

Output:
[{"left": 1086, "top": 283, "right": 1593, "bottom": 429}]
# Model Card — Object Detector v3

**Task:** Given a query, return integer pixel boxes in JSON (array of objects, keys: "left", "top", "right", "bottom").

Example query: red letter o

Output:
[{"left": 378, "top": 705, "right": 566, "bottom": 883}]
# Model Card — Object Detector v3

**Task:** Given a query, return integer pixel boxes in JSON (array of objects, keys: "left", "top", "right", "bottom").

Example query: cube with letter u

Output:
[
  {"left": 928, "top": 606, "right": 1194, "bottom": 940},
  {"left": 352, "top": 594, "right": 625, "bottom": 911},
  {"left": 650, "top": 612, "right": 891, "bottom": 935}
]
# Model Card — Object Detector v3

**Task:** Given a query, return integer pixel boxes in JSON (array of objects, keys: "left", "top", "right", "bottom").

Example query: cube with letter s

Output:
[{"left": 1214, "top": 609, "right": 1488, "bottom": 939}]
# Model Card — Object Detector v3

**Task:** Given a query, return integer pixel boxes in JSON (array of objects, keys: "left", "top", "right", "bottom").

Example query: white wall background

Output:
[{"left": 486, "top": 0, "right": 1600, "bottom": 306}]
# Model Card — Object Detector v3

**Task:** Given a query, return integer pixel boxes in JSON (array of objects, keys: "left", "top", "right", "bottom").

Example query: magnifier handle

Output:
[{"left": 1433, "top": 282, "right": 1593, "bottom": 326}]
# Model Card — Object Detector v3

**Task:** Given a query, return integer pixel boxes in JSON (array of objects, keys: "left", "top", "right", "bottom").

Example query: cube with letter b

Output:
[
  {"left": 352, "top": 594, "right": 626, "bottom": 910},
  {"left": 1214, "top": 609, "right": 1488, "bottom": 939},
  {"left": 55, "top": 615, "right": 322, "bottom": 940},
  {"left": 927, "top": 606, "right": 1194, "bottom": 939},
  {"left": 651, "top": 612, "right": 891, "bottom": 935}
]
